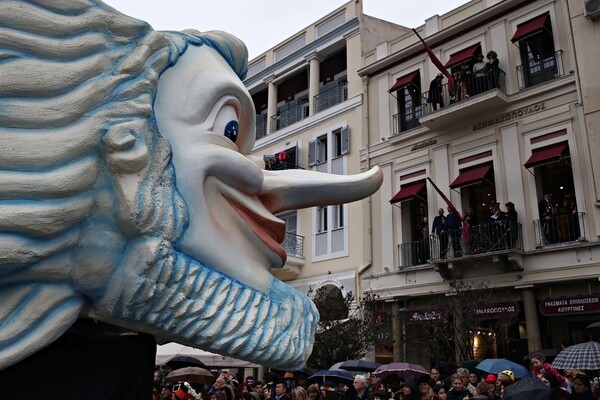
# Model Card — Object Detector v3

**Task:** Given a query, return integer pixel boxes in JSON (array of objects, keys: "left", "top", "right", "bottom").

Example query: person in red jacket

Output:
[{"left": 530, "top": 352, "right": 567, "bottom": 389}]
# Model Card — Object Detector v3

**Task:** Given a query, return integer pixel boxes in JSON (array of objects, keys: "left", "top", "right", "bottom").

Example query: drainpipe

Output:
[{"left": 356, "top": 75, "right": 374, "bottom": 305}]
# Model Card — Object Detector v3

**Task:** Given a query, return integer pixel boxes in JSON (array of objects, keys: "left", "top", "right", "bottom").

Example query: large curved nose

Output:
[{"left": 258, "top": 166, "right": 383, "bottom": 214}]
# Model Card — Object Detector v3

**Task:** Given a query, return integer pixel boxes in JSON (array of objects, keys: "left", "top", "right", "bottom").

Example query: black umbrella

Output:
[
  {"left": 166, "top": 355, "right": 207, "bottom": 370},
  {"left": 503, "top": 374, "right": 550, "bottom": 400},
  {"left": 585, "top": 321, "right": 600, "bottom": 339},
  {"left": 338, "top": 360, "right": 380, "bottom": 372},
  {"left": 307, "top": 369, "right": 354, "bottom": 385}
]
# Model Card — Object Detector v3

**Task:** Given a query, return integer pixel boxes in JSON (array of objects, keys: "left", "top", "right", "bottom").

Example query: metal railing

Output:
[
  {"left": 313, "top": 80, "right": 348, "bottom": 113},
  {"left": 392, "top": 68, "right": 507, "bottom": 135},
  {"left": 282, "top": 232, "right": 304, "bottom": 259},
  {"left": 270, "top": 98, "right": 309, "bottom": 132},
  {"left": 256, "top": 114, "right": 267, "bottom": 139},
  {"left": 516, "top": 50, "right": 564, "bottom": 90},
  {"left": 398, "top": 221, "right": 523, "bottom": 267},
  {"left": 533, "top": 212, "right": 586, "bottom": 248}
]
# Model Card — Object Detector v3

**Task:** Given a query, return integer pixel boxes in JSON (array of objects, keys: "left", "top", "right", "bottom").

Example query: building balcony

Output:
[
  {"left": 283, "top": 232, "right": 304, "bottom": 259},
  {"left": 533, "top": 212, "right": 587, "bottom": 248},
  {"left": 417, "top": 69, "right": 509, "bottom": 131},
  {"left": 516, "top": 50, "right": 565, "bottom": 90},
  {"left": 313, "top": 78, "right": 348, "bottom": 113}
]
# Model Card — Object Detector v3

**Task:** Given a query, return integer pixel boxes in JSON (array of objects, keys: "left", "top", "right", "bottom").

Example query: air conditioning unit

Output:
[{"left": 584, "top": 0, "right": 600, "bottom": 20}]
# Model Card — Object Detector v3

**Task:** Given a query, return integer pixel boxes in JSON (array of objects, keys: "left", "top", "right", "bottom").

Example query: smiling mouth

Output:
[{"left": 225, "top": 197, "right": 287, "bottom": 265}]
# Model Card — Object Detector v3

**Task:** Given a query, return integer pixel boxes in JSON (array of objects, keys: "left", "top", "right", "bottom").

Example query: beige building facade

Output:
[
  {"left": 359, "top": 0, "right": 600, "bottom": 366},
  {"left": 245, "top": 1, "right": 408, "bottom": 301}
]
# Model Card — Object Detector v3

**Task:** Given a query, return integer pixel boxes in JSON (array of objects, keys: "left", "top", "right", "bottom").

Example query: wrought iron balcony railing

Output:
[
  {"left": 533, "top": 212, "right": 586, "bottom": 248},
  {"left": 313, "top": 79, "right": 348, "bottom": 113},
  {"left": 282, "top": 232, "right": 304, "bottom": 259},
  {"left": 398, "top": 221, "right": 523, "bottom": 267}
]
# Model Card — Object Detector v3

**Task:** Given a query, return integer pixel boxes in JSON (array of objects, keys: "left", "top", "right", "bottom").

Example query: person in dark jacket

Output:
[
  {"left": 447, "top": 374, "right": 472, "bottom": 400},
  {"left": 403, "top": 378, "right": 421, "bottom": 400},
  {"left": 428, "top": 73, "right": 444, "bottom": 110},
  {"left": 432, "top": 208, "right": 448, "bottom": 258},
  {"left": 446, "top": 207, "right": 462, "bottom": 257}
]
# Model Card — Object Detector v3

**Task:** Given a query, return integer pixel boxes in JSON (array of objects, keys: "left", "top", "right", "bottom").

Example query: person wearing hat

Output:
[
  {"left": 161, "top": 382, "right": 174, "bottom": 400},
  {"left": 497, "top": 370, "right": 515, "bottom": 387},
  {"left": 402, "top": 378, "right": 421, "bottom": 400},
  {"left": 428, "top": 73, "right": 445, "bottom": 111},
  {"left": 275, "top": 379, "right": 291, "bottom": 400},
  {"left": 485, "top": 50, "right": 500, "bottom": 88},
  {"left": 483, "top": 374, "right": 499, "bottom": 400},
  {"left": 418, "top": 375, "right": 435, "bottom": 400},
  {"left": 472, "top": 53, "right": 488, "bottom": 94}
]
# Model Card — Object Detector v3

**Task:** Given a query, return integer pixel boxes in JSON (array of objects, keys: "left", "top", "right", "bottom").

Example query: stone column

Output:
[
  {"left": 391, "top": 301, "right": 402, "bottom": 362},
  {"left": 265, "top": 75, "right": 276, "bottom": 135},
  {"left": 306, "top": 52, "right": 321, "bottom": 116},
  {"left": 522, "top": 288, "right": 542, "bottom": 352}
]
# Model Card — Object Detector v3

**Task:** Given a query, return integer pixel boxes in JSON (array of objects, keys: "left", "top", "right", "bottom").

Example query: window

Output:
[
  {"left": 332, "top": 205, "right": 344, "bottom": 229},
  {"left": 332, "top": 127, "right": 349, "bottom": 158},
  {"left": 317, "top": 206, "right": 328, "bottom": 232},
  {"left": 392, "top": 72, "right": 422, "bottom": 133},
  {"left": 316, "top": 11, "right": 345, "bottom": 38},
  {"left": 513, "top": 13, "right": 559, "bottom": 88},
  {"left": 308, "top": 134, "right": 328, "bottom": 166}
]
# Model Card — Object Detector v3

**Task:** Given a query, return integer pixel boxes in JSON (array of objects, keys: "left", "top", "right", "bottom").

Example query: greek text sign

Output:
[
  {"left": 473, "top": 102, "right": 546, "bottom": 131},
  {"left": 540, "top": 296, "right": 600, "bottom": 316}
]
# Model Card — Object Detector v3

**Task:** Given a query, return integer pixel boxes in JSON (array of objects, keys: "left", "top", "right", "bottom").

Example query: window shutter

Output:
[
  {"left": 341, "top": 126, "right": 350, "bottom": 155},
  {"left": 308, "top": 139, "right": 317, "bottom": 166}
]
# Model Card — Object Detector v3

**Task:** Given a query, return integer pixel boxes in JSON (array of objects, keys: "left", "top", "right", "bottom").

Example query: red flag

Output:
[
  {"left": 427, "top": 177, "right": 470, "bottom": 244},
  {"left": 413, "top": 29, "right": 454, "bottom": 92}
]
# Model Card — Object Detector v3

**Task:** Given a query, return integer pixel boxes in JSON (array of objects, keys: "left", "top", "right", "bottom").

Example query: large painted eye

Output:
[{"left": 224, "top": 120, "right": 239, "bottom": 143}]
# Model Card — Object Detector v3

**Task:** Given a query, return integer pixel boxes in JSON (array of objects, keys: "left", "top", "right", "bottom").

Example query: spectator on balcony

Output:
[
  {"left": 486, "top": 51, "right": 500, "bottom": 89},
  {"left": 490, "top": 204, "right": 506, "bottom": 249},
  {"left": 446, "top": 207, "right": 462, "bottom": 257},
  {"left": 504, "top": 202, "right": 518, "bottom": 249},
  {"left": 562, "top": 194, "right": 580, "bottom": 241},
  {"left": 539, "top": 193, "right": 558, "bottom": 244},
  {"left": 473, "top": 54, "right": 488, "bottom": 95},
  {"left": 428, "top": 73, "right": 445, "bottom": 111},
  {"left": 277, "top": 150, "right": 288, "bottom": 169},
  {"left": 432, "top": 208, "right": 448, "bottom": 258},
  {"left": 464, "top": 206, "right": 478, "bottom": 254},
  {"left": 458, "top": 62, "right": 473, "bottom": 100}
]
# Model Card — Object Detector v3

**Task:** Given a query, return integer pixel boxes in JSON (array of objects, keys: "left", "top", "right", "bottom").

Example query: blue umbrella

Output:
[
  {"left": 475, "top": 358, "right": 529, "bottom": 378},
  {"left": 308, "top": 369, "right": 354, "bottom": 384}
]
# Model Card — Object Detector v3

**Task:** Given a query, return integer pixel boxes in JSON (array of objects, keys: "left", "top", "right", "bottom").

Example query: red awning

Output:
[
  {"left": 390, "top": 181, "right": 426, "bottom": 204},
  {"left": 444, "top": 44, "right": 480, "bottom": 68},
  {"left": 389, "top": 71, "right": 419, "bottom": 92},
  {"left": 524, "top": 142, "right": 568, "bottom": 168},
  {"left": 450, "top": 163, "right": 492, "bottom": 189},
  {"left": 511, "top": 13, "right": 549, "bottom": 43}
]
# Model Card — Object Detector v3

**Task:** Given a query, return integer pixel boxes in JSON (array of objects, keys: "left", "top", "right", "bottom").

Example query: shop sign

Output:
[
  {"left": 473, "top": 302, "right": 518, "bottom": 319},
  {"left": 472, "top": 102, "right": 546, "bottom": 131},
  {"left": 540, "top": 296, "right": 600, "bottom": 316},
  {"left": 408, "top": 309, "right": 444, "bottom": 322}
]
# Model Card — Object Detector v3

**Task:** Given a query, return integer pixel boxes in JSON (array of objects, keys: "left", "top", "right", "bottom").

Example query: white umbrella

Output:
[{"left": 156, "top": 342, "right": 261, "bottom": 368}]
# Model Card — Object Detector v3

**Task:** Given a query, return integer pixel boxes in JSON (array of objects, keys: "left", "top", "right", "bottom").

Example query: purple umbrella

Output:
[{"left": 373, "top": 362, "right": 428, "bottom": 380}]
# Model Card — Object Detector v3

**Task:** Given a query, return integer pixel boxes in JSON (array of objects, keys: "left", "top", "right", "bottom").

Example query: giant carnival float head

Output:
[{"left": 0, "top": 0, "right": 382, "bottom": 370}]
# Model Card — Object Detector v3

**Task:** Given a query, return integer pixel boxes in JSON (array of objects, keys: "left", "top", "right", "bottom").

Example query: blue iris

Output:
[{"left": 224, "top": 121, "right": 239, "bottom": 143}]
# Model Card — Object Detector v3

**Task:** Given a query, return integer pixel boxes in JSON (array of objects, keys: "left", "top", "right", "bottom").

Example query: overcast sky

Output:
[{"left": 104, "top": 0, "right": 470, "bottom": 60}]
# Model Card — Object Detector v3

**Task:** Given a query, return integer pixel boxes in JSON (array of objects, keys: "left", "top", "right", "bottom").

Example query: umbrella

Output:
[
  {"left": 585, "top": 322, "right": 600, "bottom": 339},
  {"left": 373, "top": 362, "right": 428, "bottom": 380},
  {"left": 308, "top": 369, "right": 354, "bottom": 384},
  {"left": 338, "top": 360, "right": 380, "bottom": 372},
  {"left": 166, "top": 355, "right": 207, "bottom": 370},
  {"left": 166, "top": 366, "right": 215, "bottom": 385},
  {"left": 551, "top": 340, "right": 600, "bottom": 370},
  {"left": 503, "top": 373, "right": 550, "bottom": 400},
  {"left": 475, "top": 359, "right": 529, "bottom": 379}
]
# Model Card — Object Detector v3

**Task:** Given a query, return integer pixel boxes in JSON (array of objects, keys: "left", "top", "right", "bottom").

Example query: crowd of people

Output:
[
  {"left": 427, "top": 51, "right": 501, "bottom": 111},
  {"left": 427, "top": 200, "right": 520, "bottom": 260},
  {"left": 152, "top": 354, "right": 600, "bottom": 400}
]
